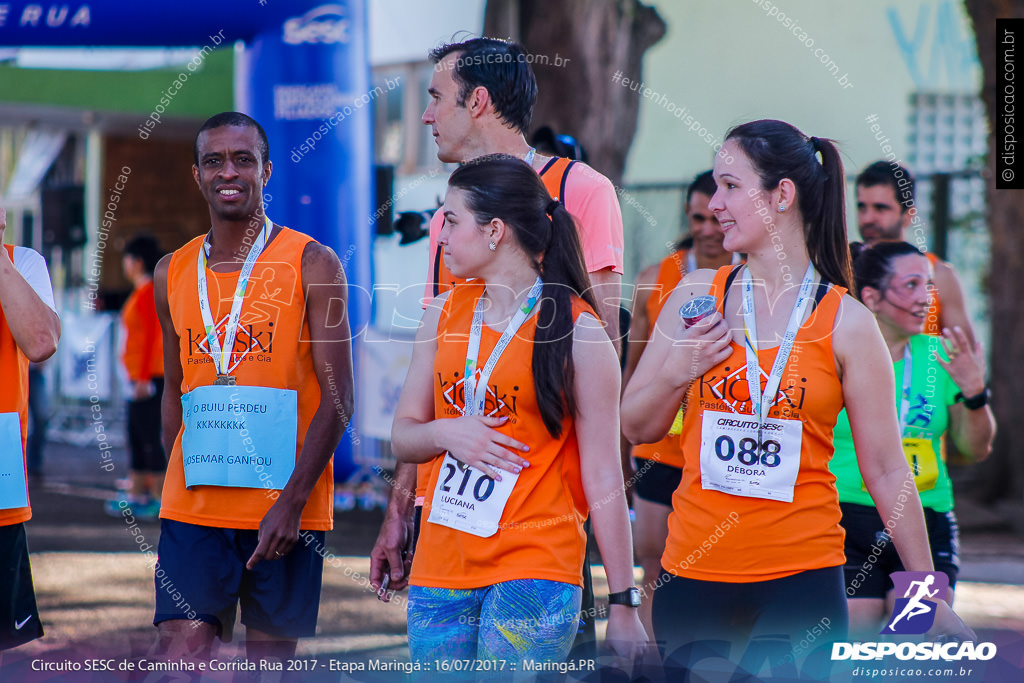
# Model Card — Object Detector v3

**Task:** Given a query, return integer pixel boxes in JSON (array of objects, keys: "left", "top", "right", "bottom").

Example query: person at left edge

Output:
[
  {"left": 152, "top": 112, "right": 353, "bottom": 662},
  {"left": 0, "top": 207, "right": 60, "bottom": 661}
]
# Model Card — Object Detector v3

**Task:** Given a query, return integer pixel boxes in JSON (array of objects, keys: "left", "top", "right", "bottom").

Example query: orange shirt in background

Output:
[
  {"left": 121, "top": 279, "right": 164, "bottom": 382},
  {"left": 923, "top": 252, "right": 943, "bottom": 336},
  {"left": 632, "top": 250, "right": 688, "bottom": 470},
  {"left": 161, "top": 228, "right": 332, "bottom": 531},
  {"left": 662, "top": 266, "right": 847, "bottom": 583},
  {"left": 410, "top": 283, "right": 593, "bottom": 589}
]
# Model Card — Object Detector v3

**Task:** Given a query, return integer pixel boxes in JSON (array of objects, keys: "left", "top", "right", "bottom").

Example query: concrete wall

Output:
[{"left": 626, "top": 0, "right": 981, "bottom": 184}]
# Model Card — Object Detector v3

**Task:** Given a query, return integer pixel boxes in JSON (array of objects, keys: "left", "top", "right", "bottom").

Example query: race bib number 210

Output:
[
  {"left": 699, "top": 410, "right": 803, "bottom": 502},
  {"left": 427, "top": 453, "right": 519, "bottom": 537}
]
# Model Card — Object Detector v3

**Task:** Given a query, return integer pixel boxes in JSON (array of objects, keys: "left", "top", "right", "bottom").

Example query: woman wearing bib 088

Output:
[
  {"left": 391, "top": 155, "right": 647, "bottom": 665},
  {"left": 621, "top": 120, "right": 975, "bottom": 672},
  {"left": 832, "top": 242, "right": 994, "bottom": 640}
]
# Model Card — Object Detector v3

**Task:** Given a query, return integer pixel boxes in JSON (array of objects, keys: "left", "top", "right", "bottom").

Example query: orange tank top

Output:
[
  {"left": 632, "top": 250, "right": 688, "bottom": 470},
  {"left": 410, "top": 283, "right": 592, "bottom": 588},
  {"left": 417, "top": 158, "right": 578, "bottom": 503},
  {"left": 923, "top": 252, "right": 943, "bottom": 336},
  {"left": 0, "top": 245, "right": 31, "bottom": 526},
  {"left": 661, "top": 265, "right": 847, "bottom": 582},
  {"left": 161, "top": 228, "right": 332, "bottom": 530},
  {"left": 121, "top": 280, "right": 164, "bottom": 382}
]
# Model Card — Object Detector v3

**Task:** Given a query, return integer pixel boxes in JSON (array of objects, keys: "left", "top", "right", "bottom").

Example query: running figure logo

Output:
[{"left": 882, "top": 571, "right": 950, "bottom": 634}]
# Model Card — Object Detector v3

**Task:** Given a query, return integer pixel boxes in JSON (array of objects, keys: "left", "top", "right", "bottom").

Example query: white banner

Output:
[
  {"left": 59, "top": 312, "right": 116, "bottom": 400},
  {"left": 357, "top": 330, "right": 414, "bottom": 441}
]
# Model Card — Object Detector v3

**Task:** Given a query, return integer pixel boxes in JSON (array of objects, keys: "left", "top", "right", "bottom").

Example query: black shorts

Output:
[
  {"left": 154, "top": 519, "right": 325, "bottom": 640},
  {"left": 0, "top": 524, "right": 43, "bottom": 650},
  {"left": 128, "top": 377, "right": 166, "bottom": 473},
  {"left": 652, "top": 565, "right": 847, "bottom": 676},
  {"left": 633, "top": 457, "right": 682, "bottom": 507},
  {"left": 841, "top": 502, "right": 959, "bottom": 599}
]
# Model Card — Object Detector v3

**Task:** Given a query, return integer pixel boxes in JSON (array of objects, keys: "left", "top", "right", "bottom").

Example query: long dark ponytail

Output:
[
  {"left": 726, "top": 120, "right": 854, "bottom": 292},
  {"left": 447, "top": 155, "right": 596, "bottom": 438}
]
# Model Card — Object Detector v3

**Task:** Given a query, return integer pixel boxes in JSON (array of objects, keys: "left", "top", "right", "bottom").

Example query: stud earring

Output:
[
  {"left": 488, "top": 241, "right": 496, "bottom": 251},
  {"left": 778, "top": 204, "right": 787, "bottom": 213}
]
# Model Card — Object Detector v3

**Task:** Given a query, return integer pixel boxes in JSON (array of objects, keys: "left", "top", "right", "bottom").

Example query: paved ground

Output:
[{"left": 3, "top": 440, "right": 1024, "bottom": 681}]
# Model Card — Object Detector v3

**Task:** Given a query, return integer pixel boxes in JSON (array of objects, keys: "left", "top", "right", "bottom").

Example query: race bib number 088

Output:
[{"left": 699, "top": 410, "right": 802, "bottom": 502}]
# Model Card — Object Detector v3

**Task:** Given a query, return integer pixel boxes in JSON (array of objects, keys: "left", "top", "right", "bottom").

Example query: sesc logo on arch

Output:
[{"left": 882, "top": 571, "right": 949, "bottom": 635}]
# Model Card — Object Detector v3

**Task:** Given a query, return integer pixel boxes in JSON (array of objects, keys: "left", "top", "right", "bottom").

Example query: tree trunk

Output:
[
  {"left": 964, "top": 0, "right": 1024, "bottom": 510},
  {"left": 484, "top": 0, "right": 666, "bottom": 186}
]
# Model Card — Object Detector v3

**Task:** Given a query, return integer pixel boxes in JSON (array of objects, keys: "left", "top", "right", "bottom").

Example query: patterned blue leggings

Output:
[{"left": 407, "top": 579, "right": 582, "bottom": 663}]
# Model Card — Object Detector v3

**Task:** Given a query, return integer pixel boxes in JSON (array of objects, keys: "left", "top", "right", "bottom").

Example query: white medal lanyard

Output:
[
  {"left": 463, "top": 278, "right": 544, "bottom": 416},
  {"left": 196, "top": 216, "right": 273, "bottom": 381},
  {"left": 741, "top": 263, "right": 817, "bottom": 437},
  {"left": 897, "top": 344, "right": 912, "bottom": 436}
]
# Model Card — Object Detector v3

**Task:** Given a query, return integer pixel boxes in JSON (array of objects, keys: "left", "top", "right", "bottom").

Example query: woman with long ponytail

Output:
[
  {"left": 622, "top": 120, "right": 975, "bottom": 674},
  {"left": 391, "top": 155, "right": 646, "bottom": 665},
  {"left": 532, "top": 198, "right": 592, "bottom": 438}
]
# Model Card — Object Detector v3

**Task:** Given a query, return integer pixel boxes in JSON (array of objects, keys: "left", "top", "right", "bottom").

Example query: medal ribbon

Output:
[
  {"left": 195, "top": 216, "right": 272, "bottom": 377},
  {"left": 740, "top": 262, "right": 817, "bottom": 430},
  {"left": 463, "top": 278, "right": 544, "bottom": 416}
]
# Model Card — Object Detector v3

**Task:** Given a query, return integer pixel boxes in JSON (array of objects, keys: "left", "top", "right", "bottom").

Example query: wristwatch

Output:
[
  {"left": 607, "top": 587, "right": 642, "bottom": 608},
  {"left": 955, "top": 387, "right": 990, "bottom": 410}
]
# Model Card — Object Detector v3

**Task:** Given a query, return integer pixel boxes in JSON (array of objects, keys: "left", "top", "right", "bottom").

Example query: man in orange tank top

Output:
[
  {"left": 151, "top": 113, "right": 353, "bottom": 664},
  {"left": 371, "top": 39, "right": 626, "bottom": 618},
  {"left": 0, "top": 207, "right": 60, "bottom": 659},
  {"left": 855, "top": 161, "right": 976, "bottom": 343}
]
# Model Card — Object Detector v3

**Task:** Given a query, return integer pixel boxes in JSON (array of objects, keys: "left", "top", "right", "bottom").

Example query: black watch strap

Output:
[
  {"left": 956, "top": 387, "right": 990, "bottom": 410},
  {"left": 607, "top": 587, "right": 642, "bottom": 608}
]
